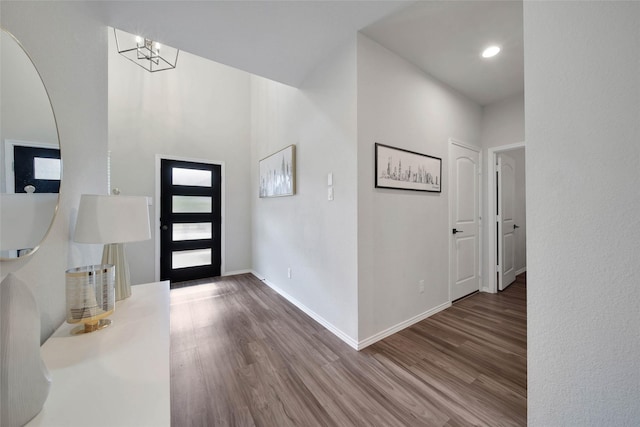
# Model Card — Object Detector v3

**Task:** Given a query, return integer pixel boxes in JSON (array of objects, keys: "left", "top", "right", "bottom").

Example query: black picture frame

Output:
[{"left": 375, "top": 143, "right": 442, "bottom": 193}]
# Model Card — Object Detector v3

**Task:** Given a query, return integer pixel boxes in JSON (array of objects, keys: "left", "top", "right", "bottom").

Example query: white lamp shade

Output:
[{"left": 74, "top": 195, "right": 151, "bottom": 244}]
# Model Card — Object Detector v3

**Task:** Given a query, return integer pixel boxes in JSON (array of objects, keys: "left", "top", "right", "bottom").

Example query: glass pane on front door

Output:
[
  {"left": 172, "top": 196, "right": 212, "bottom": 213},
  {"left": 34, "top": 157, "right": 61, "bottom": 180},
  {"left": 172, "top": 223, "right": 212, "bottom": 241},
  {"left": 172, "top": 249, "right": 211, "bottom": 269},
  {"left": 172, "top": 168, "right": 212, "bottom": 187}
]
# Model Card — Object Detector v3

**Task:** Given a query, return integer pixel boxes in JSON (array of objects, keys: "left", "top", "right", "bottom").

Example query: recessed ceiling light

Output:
[{"left": 482, "top": 45, "right": 501, "bottom": 58}]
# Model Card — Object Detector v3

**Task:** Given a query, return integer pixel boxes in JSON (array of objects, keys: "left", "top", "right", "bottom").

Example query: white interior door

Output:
[
  {"left": 498, "top": 153, "right": 516, "bottom": 290},
  {"left": 450, "top": 142, "right": 480, "bottom": 301}
]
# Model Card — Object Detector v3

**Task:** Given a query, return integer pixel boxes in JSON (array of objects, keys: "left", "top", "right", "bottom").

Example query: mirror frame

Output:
[{"left": 0, "top": 28, "right": 62, "bottom": 261}]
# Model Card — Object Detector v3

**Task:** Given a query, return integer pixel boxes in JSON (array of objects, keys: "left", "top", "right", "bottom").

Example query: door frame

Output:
[
  {"left": 154, "top": 154, "right": 226, "bottom": 282},
  {"left": 487, "top": 142, "right": 525, "bottom": 293},
  {"left": 448, "top": 138, "right": 482, "bottom": 302}
]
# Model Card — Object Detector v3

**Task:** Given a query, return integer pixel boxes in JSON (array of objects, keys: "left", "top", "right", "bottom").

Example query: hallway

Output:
[{"left": 170, "top": 273, "right": 526, "bottom": 426}]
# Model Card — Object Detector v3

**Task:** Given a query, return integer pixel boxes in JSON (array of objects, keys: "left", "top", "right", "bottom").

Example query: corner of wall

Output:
[{"left": 250, "top": 36, "right": 359, "bottom": 343}]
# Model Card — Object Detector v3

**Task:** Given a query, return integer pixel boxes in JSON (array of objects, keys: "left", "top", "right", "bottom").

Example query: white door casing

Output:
[
  {"left": 449, "top": 140, "right": 481, "bottom": 301},
  {"left": 498, "top": 153, "right": 516, "bottom": 290},
  {"left": 487, "top": 142, "right": 525, "bottom": 293}
]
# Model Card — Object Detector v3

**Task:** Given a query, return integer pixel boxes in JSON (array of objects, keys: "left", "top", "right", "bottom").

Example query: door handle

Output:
[
  {"left": 513, "top": 224, "right": 520, "bottom": 230},
  {"left": 452, "top": 228, "right": 463, "bottom": 234},
  {"left": 161, "top": 225, "right": 168, "bottom": 231}
]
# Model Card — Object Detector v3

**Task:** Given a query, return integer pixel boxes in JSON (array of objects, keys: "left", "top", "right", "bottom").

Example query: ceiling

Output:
[
  {"left": 88, "top": 1, "right": 410, "bottom": 87},
  {"left": 89, "top": 0, "right": 523, "bottom": 106},
  {"left": 361, "top": 1, "right": 524, "bottom": 105}
]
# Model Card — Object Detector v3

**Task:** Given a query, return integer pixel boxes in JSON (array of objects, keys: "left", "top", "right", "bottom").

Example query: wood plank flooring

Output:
[{"left": 170, "top": 273, "right": 526, "bottom": 426}]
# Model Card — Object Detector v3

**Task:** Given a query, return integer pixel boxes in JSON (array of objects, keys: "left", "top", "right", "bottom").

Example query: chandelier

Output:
[{"left": 113, "top": 28, "right": 179, "bottom": 72}]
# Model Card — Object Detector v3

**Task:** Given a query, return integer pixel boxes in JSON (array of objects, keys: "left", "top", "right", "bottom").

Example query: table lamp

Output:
[{"left": 73, "top": 194, "right": 151, "bottom": 300}]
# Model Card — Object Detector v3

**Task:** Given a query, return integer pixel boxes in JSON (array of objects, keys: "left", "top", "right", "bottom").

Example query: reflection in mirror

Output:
[{"left": 0, "top": 28, "right": 61, "bottom": 259}]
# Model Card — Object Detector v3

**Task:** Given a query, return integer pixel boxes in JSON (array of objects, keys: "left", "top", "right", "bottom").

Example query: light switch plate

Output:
[{"left": 327, "top": 173, "right": 333, "bottom": 186}]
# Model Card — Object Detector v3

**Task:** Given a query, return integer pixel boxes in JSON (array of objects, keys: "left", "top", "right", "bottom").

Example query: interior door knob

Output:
[
  {"left": 161, "top": 225, "right": 168, "bottom": 231},
  {"left": 452, "top": 228, "right": 463, "bottom": 234},
  {"left": 513, "top": 224, "right": 520, "bottom": 230}
]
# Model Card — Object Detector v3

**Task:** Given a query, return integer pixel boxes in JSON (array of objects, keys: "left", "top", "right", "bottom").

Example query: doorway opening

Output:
[
  {"left": 156, "top": 155, "right": 224, "bottom": 286},
  {"left": 488, "top": 142, "right": 526, "bottom": 293}
]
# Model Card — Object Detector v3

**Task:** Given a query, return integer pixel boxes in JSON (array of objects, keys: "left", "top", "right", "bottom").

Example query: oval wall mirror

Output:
[{"left": 0, "top": 28, "right": 61, "bottom": 260}]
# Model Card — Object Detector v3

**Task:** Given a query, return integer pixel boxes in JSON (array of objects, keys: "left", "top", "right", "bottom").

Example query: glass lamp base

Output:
[
  {"left": 71, "top": 319, "right": 112, "bottom": 335},
  {"left": 102, "top": 243, "right": 132, "bottom": 301}
]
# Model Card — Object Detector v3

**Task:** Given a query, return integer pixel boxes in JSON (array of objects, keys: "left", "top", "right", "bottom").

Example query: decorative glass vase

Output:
[{"left": 65, "top": 264, "right": 115, "bottom": 334}]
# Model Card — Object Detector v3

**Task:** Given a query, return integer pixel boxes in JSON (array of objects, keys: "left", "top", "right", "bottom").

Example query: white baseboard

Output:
[
  {"left": 515, "top": 267, "right": 527, "bottom": 276},
  {"left": 222, "top": 269, "right": 252, "bottom": 277},
  {"left": 249, "top": 272, "right": 454, "bottom": 352},
  {"left": 250, "top": 271, "right": 359, "bottom": 350},
  {"left": 357, "top": 301, "right": 451, "bottom": 350}
]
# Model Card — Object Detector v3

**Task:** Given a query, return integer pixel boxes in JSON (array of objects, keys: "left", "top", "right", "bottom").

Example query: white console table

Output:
[{"left": 27, "top": 281, "right": 170, "bottom": 427}]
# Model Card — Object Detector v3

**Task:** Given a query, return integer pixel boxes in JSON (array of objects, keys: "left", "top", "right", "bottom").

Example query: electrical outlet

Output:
[
  {"left": 287, "top": 268, "right": 292, "bottom": 279},
  {"left": 328, "top": 187, "right": 334, "bottom": 201},
  {"left": 419, "top": 279, "right": 425, "bottom": 294}
]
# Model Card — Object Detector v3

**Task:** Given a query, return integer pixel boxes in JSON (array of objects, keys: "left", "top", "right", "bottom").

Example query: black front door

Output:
[
  {"left": 160, "top": 159, "right": 221, "bottom": 283},
  {"left": 13, "top": 145, "right": 61, "bottom": 193}
]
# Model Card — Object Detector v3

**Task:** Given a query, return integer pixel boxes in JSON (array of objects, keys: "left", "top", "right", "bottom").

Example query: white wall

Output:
[
  {"left": 480, "top": 92, "right": 524, "bottom": 150},
  {"left": 108, "top": 37, "right": 252, "bottom": 284},
  {"left": 525, "top": 2, "right": 640, "bottom": 425},
  {"left": 357, "top": 35, "right": 482, "bottom": 342},
  {"left": 1, "top": 1, "right": 108, "bottom": 342},
  {"left": 251, "top": 38, "right": 359, "bottom": 344}
]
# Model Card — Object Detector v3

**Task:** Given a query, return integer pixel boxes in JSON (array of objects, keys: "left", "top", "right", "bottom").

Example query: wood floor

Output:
[{"left": 170, "top": 273, "right": 526, "bottom": 426}]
